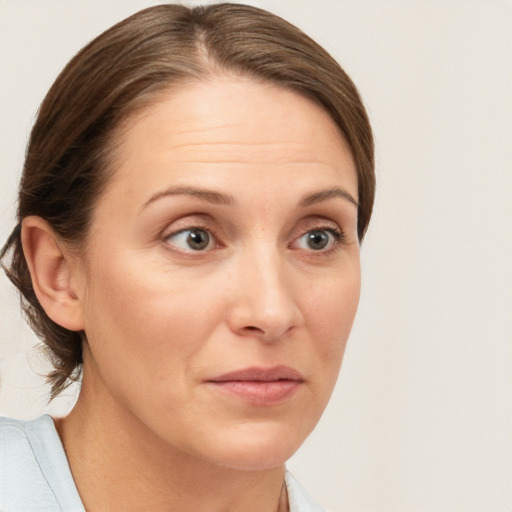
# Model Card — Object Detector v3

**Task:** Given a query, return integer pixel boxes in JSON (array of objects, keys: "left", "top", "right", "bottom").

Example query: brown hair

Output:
[{"left": 1, "top": 3, "right": 375, "bottom": 398}]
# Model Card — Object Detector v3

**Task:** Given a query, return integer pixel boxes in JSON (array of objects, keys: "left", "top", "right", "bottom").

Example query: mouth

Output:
[{"left": 206, "top": 366, "right": 304, "bottom": 406}]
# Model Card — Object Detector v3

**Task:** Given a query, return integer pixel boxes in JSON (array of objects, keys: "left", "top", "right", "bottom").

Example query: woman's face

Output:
[{"left": 75, "top": 76, "right": 360, "bottom": 470}]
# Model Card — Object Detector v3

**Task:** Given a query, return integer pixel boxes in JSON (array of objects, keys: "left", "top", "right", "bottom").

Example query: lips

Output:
[{"left": 206, "top": 366, "right": 304, "bottom": 406}]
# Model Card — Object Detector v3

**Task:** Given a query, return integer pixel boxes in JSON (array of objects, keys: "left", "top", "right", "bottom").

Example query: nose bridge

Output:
[{"left": 229, "top": 237, "right": 300, "bottom": 340}]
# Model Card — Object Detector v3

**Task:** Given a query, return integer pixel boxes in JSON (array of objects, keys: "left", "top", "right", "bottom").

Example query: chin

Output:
[
  {"left": 194, "top": 420, "right": 313, "bottom": 471},
  {"left": 212, "top": 444, "right": 298, "bottom": 472}
]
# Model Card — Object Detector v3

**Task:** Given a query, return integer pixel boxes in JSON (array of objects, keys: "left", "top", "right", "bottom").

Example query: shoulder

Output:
[
  {"left": 0, "top": 413, "right": 56, "bottom": 441},
  {"left": 0, "top": 415, "right": 84, "bottom": 511},
  {"left": 285, "top": 470, "right": 328, "bottom": 512},
  {"left": 0, "top": 415, "right": 59, "bottom": 471},
  {"left": 0, "top": 415, "right": 56, "bottom": 475}
]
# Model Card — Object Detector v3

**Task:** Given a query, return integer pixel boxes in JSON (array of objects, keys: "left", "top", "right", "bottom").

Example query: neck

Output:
[{"left": 55, "top": 373, "right": 288, "bottom": 512}]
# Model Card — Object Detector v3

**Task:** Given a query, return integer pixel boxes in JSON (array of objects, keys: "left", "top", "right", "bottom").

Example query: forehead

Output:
[{"left": 106, "top": 75, "right": 357, "bottom": 199}]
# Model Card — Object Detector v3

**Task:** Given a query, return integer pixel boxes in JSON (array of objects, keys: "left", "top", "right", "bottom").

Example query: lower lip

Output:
[{"left": 208, "top": 380, "right": 302, "bottom": 406}]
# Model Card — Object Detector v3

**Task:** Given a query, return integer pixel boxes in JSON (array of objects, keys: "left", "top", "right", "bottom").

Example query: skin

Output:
[{"left": 26, "top": 75, "right": 361, "bottom": 511}]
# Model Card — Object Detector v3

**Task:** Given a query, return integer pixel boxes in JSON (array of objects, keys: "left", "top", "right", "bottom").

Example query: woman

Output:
[{"left": 0, "top": 3, "right": 374, "bottom": 511}]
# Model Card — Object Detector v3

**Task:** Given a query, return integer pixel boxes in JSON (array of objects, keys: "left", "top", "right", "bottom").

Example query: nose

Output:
[{"left": 226, "top": 247, "right": 303, "bottom": 343}]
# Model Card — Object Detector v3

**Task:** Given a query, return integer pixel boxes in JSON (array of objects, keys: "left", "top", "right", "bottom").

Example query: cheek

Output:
[
  {"left": 305, "top": 268, "right": 361, "bottom": 368},
  {"left": 81, "top": 249, "right": 223, "bottom": 376}
]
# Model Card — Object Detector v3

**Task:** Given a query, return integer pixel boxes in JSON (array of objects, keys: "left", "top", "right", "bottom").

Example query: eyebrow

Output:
[
  {"left": 298, "top": 187, "right": 359, "bottom": 208},
  {"left": 142, "top": 185, "right": 358, "bottom": 211},
  {"left": 142, "top": 186, "right": 235, "bottom": 210}
]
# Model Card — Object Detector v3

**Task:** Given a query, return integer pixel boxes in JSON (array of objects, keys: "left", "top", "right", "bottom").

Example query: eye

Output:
[
  {"left": 165, "top": 228, "right": 213, "bottom": 252},
  {"left": 294, "top": 228, "right": 341, "bottom": 251}
]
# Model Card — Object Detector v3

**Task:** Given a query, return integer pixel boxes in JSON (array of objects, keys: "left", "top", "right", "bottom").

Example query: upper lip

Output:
[{"left": 208, "top": 365, "right": 304, "bottom": 382}]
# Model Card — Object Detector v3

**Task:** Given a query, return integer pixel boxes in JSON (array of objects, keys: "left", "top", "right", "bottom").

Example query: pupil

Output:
[
  {"left": 307, "top": 230, "right": 328, "bottom": 250},
  {"left": 187, "top": 229, "right": 209, "bottom": 250}
]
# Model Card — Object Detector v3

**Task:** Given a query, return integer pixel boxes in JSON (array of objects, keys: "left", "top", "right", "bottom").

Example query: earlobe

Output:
[{"left": 21, "top": 216, "right": 85, "bottom": 331}]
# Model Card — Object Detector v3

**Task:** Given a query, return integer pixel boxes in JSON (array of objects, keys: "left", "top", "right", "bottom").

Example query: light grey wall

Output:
[{"left": 1, "top": 1, "right": 511, "bottom": 510}]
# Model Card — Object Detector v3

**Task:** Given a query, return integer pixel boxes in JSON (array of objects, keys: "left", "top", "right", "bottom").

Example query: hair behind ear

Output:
[{"left": 6, "top": 216, "right": 85, "bottom": 397}]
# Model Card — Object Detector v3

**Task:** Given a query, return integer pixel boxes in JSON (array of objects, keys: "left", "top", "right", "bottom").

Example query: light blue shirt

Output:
[{"left": 0, "top": 415, "right": 325, "bottom": 512}]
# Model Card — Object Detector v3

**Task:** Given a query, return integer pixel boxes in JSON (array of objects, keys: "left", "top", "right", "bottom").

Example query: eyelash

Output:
[
  {"left": 163, "top": 225, "right": 218, "bottom": 253},
  {"left": 293, "top": 226, "right": 345, "bottom": 253},
  {"left": 162, "top": 223, "right": 346, "bottom": 255}
]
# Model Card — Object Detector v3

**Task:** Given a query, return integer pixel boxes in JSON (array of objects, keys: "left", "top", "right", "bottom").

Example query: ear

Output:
[{"left": 21, "top": 216, "right": 85, "bottom": 331}]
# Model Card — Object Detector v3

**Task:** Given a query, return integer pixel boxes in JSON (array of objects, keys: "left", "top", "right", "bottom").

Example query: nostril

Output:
[{"left": 242, "top": 325, "right": 268, "bottom": 335}]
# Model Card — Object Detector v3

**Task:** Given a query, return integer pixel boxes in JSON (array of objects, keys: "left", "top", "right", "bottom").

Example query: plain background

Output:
[{"left": 0, "top": 1, "right": 511, "bottom": 510}]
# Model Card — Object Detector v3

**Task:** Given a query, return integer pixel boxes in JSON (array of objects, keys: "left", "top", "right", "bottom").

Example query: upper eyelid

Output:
[
  {"left": 160, "top": 214, "right": 217, "bottom": 236},
  {"left": 290, "top": 217, "right": 343, "bottom": 236},
  {"left": 295, "top": 212, "right": 343, "bottom": 225},
  {"left": 163, "top": 221, "right": 209, "bottom": 236}
]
